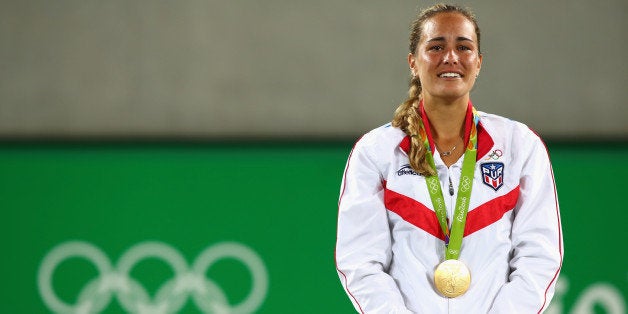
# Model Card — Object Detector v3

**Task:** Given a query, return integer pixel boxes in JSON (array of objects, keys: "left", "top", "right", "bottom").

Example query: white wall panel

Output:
[{"left": 0, "top": 1, "right": 626, "bottom": 139}]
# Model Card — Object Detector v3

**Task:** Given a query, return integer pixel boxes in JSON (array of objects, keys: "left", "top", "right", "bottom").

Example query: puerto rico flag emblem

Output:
[{"left": 481, "top": 162, "right": 504, "bottom": 191}]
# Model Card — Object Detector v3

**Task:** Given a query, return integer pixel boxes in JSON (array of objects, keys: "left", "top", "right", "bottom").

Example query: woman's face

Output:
[{"left": 409, "top": 13, "right": 482, "bottom": 103}]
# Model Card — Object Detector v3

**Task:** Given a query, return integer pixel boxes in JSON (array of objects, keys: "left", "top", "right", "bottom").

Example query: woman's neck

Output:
[{"left": 422, "top": 96, "right": 468, "bottom": 141}]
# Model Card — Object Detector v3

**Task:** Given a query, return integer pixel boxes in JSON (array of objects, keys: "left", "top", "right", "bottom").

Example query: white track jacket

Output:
[{"left": 336, "top": 108, "right": 563, "bottom": 314}]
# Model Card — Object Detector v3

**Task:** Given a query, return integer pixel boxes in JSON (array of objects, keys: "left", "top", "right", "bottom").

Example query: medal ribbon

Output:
[{"left": 419, "top": 106, "right": 479, "bottom": 260}]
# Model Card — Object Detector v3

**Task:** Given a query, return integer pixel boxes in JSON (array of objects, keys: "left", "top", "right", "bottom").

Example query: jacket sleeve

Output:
[
  {"left": 335, "top": 139, "right": 412, "bottom": 314},
  {"left": 488, "top": 135, "right": 563, "bottom": 313}
]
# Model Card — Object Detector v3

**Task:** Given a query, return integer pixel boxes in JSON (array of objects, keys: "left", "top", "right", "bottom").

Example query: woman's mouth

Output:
[{"left": 438, "top": 72, "right": 462, "bottom": 78}]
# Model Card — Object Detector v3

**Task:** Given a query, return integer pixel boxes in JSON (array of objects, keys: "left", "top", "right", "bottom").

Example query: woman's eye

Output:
[
  {"left": 429, "top": 45, "right": 443, "bottom": 51},
  {"left": 458, "top": 45, "right": 471, "bottom": 51}
]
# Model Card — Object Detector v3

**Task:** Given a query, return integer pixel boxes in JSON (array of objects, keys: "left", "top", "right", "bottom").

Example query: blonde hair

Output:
[{"left": 391, "top": 4, "right": 481, "bottom": 176}]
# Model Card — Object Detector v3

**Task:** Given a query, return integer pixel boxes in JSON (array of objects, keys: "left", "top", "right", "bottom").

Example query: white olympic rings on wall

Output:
[{"left": 38, "top": 241, "right": 268, "bottom": 314}]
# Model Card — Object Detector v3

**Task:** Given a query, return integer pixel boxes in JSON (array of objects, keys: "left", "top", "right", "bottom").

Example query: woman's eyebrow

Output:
[{"left": 426, "top": 36, "right": 475, "bottom": 43}]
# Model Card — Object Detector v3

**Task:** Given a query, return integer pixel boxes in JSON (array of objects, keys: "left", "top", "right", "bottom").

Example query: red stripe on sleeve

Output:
[
  {"left": 335, "top": 136, "right": 366, "bottom": 314},
  {"left": 531, "top": 129, "right": 563, "bottom": 314}
]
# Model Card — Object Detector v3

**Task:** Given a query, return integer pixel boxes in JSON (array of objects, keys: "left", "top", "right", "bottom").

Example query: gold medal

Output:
[{"left": 434, "top": 259, "right": 471, "bottom": 298}]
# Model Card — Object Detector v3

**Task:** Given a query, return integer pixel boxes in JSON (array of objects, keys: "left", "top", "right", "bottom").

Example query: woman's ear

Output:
[
  {"left": 476, "top": 53, "right": 483, "bottom": 75},
  {"left": 408, "top": 53, "right": 418, "bottom": 76}
]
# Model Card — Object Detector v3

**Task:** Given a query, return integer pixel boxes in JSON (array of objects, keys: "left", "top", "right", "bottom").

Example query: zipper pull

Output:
[{"left": 448, "top": 177, "right": 454, "bottom": 196}]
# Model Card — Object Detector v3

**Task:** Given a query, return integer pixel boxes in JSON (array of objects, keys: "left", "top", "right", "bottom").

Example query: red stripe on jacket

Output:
[{"left": 384, "top": 183, "right": 520, "bottom": 239}]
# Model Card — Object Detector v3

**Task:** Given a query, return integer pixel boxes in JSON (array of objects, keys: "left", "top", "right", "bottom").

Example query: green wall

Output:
[{"left": 0, "top": 142, "right": 626, "bottom": 313}]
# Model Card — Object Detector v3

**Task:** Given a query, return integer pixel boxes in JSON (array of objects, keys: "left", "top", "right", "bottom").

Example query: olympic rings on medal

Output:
[{"left": 38, "top": 241, "right": 268, "bottom": 314}]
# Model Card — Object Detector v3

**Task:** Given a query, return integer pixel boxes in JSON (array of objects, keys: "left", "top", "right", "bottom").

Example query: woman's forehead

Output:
[{"left": 421, "top": 13, "right": 477, "bottom": 40}]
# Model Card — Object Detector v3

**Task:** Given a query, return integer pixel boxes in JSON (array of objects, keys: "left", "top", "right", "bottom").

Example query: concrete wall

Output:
[{"left": 1, "top": 0, "right": 626, "bottom": 139}]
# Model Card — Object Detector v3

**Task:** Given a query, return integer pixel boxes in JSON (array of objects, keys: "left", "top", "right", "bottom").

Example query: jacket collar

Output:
[{"left": 398, "top": 100, "right": 494, "bottom": 161}]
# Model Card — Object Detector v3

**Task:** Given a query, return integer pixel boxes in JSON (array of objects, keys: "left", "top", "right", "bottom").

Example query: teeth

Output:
[{"left": 439, "top": 72, "right": 461, "bottom": 78}]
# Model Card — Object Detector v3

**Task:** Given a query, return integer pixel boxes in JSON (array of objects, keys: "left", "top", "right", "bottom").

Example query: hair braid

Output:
[{"left": 392, "top": 76, "right": 435, "bottom": 176}]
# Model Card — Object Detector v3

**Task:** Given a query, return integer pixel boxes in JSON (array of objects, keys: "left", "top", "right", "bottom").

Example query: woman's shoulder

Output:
[
  {"left": 478, "top": 111, "right": 537, "bottom": 137},
  {"left": 354, "top": 122, "right": 407, "bottom": 152},
  {"left": 477, "top": 110, "right": 546, "bottom": 149}
]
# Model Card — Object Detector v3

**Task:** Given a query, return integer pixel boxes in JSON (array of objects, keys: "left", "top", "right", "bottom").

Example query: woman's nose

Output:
[{"left": 443, "top": 50, "right": 459, "bottom": 64}]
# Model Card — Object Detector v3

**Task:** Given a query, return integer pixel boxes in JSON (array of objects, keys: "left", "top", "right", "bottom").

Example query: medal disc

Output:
[{"left": 434, "top": 259, "right": 471, "bottom": 298}]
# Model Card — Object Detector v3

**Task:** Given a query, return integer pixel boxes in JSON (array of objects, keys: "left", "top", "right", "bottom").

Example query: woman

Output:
[{"left": 335, "top": 4, "right": 562, "bottom": 313}]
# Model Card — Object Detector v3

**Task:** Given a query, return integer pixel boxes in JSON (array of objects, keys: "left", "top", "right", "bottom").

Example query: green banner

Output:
[{"left": 0, "top": 142, "right": 625, "bottom": 313}]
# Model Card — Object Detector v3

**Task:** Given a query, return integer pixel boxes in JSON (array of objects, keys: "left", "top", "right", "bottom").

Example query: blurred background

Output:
[{"left": 0, "top": 0, "right": 626, "bottom": 313}]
